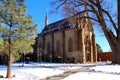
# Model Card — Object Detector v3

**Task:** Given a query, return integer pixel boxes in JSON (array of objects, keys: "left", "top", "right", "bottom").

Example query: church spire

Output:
[{"left": 45, "top": 12, "right": 48, "bottom": 26}]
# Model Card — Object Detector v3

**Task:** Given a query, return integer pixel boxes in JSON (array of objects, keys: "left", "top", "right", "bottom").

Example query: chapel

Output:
[{"left": 33, "top": 11, "right": 97, "bottom": 63}]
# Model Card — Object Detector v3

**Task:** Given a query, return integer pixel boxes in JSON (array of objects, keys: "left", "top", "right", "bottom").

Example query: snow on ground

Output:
[
  {"left": 62, "top": 64, "right": 120, "bottom": 80},
  {"left": 90, "top": 64, "right": 120, "bottom": 74},
  {"left": 0, "top": 63, "right": 64, "bottom": 80},
  {"left": 0, "top": 62, "right": 120, "bottom": 80},
  {"left": 62, "top": 72, "right": 120, "bottom": 80}
]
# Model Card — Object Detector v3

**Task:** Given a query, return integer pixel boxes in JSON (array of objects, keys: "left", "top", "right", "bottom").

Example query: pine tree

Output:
[
  {"left": 0, "top": 0, "right": 37, "bottom": 78},
  {"left": 96, "top": 43, "right": 103, "bottom": 52}
]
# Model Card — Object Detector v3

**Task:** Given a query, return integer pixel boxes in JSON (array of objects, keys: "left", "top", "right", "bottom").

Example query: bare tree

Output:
[{"left": 50, "top": 0, "right": 120, "bottom": 64}]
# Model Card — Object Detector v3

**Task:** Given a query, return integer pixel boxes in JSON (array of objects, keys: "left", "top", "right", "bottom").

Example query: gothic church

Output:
[{"left": 33, "top": 12, "right": 97, "bottom": 63}]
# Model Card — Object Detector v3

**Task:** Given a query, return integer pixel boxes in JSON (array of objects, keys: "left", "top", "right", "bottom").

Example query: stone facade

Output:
[{"left": 33, "top": 12, "right": 97, "bottom": 63}]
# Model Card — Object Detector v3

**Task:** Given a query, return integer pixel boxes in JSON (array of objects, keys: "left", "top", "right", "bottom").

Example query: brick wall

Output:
[{"left": 97, "top": 52, "right": 114, "bottom": 61}]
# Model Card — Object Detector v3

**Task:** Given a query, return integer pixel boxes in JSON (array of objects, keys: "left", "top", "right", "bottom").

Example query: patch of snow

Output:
[
  {"left": 90, "top": 65, "right": 120, "bottom": 74},
  {"left": 0, "top": 63, "right": 64, "bottom": 80},
  {"left": 62, "top": 72, "right": 120, "bottom": 80},
  {"left": 62, "top": 64, "right": 120, "bottom": 80}
]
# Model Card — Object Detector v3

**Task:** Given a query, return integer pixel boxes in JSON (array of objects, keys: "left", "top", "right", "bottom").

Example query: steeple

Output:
[{"left": 45, "top": 12, "right": 48, "bottom": 26}]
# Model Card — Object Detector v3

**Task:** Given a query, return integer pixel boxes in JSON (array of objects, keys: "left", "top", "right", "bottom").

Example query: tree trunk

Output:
[
  {"left": 118, "top": 0, "right": 120, "bottom": 39},
  {"left": 105, "top": 30, "right": 120, "bottom": 64},
  {"left": 112, "top": 43, "right": 120, "bottom": 64},
  {"left": 6, "top": 38, "right": 12, "bottom": 78},
  {"left": 6, "top": 26, "right": 12, "bottom": 78},
  {"left": 118, "top": 0, "right": 120, "bottom": 29},
  {"left": 103, "top": 27, "right": 120, "bottom": 64},
  {"left": 112, "top": 0, "right": 120, "bottom": 64}
]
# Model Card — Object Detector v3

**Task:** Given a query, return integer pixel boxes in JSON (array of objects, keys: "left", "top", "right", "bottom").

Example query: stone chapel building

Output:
[{"left": 33, "top": 12, "right": 97, "bottom": 63}]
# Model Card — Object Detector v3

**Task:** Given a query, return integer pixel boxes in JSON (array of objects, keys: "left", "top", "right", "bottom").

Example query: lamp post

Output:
[
  {"left": 43, "top": 51, "right": 45, "bottom": 62},
  {"left": 37, "top": 48, "right": 40, "bottom": 63},
  {"left": 39, "top": 48, "right": 43, "bottom": 63},
  {"left": 50, "top": 54, "right": 52, "bottom": 63}
]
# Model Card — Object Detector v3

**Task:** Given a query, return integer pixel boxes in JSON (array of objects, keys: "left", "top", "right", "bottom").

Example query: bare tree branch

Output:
[
  {"left": 78, "top": 16, "right": 99, "bottom": 22},
  {"left": 102, "top": 9, "right": 117, "bottom": 32},
  {"left": 56, "top": 0, "right": 67, "bottom": 10}
]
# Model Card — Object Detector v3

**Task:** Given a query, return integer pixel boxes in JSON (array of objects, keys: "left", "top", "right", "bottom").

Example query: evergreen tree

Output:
[
  {"left": 0, "top": 0, "right": 37, "bottom": 78},
  {"left": 96, "top": 43, "right": 103, "bottom": 52}
]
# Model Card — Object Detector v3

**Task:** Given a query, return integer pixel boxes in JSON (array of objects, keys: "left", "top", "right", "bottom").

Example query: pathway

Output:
[{"left": 41, "top": 68, "right": 89, "bottom": 80}]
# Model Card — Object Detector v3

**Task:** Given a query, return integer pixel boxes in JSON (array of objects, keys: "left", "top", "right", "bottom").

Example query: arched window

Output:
[
  {"left": 68, "top": 37, "right": 73, "bottom": 52},
  {"left": 47, "top": 42, "right": 50, "bottom": 54},
  {"left": 39, "top": 43, "right": 41, "bottom": 49},
  {"left": 56, "top": 40, "right": 60, "bottom": 53}
]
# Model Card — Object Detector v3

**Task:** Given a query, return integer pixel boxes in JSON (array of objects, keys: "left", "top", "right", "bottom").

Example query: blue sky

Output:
[
  {"left": 25, "top": 0, "right": 111, "bottom": 52},
  {"left": 25, "top": 0, "right": 63, "bottom": 32}
]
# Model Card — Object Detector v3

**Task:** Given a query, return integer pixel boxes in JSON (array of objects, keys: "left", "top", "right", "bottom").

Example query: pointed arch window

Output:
[
  {"left": 39, "top": 43, "right": 42, "bottom": 49},
  {"left": 56, "top": 40, "right": 60, "bottom": 53},
  {"left": 68, "top": 37, "right": 73, "bottom": 52},
  {"left": 47, "top": 42, "right": 50, "bottom": 54}
]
